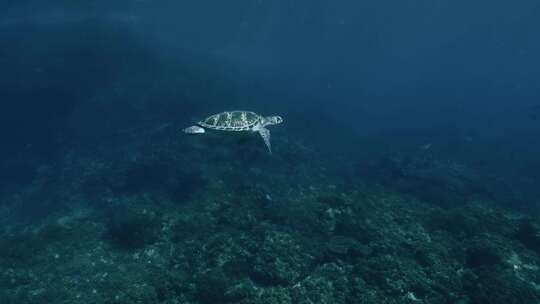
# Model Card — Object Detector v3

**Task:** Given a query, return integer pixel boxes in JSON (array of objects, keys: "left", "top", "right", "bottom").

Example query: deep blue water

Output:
[{"left": 2, "top": 1, "right": 539, "bottom": 167}]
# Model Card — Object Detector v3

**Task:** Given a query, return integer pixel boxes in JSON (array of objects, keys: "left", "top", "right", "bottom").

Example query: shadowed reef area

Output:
[{"left": 1, "top": 99, "right": 540, "bottom": 303}]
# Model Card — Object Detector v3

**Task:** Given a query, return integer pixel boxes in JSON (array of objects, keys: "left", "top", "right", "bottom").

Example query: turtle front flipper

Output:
[{"left": 258, "top": 127, "right": 272, "bottom": 154}]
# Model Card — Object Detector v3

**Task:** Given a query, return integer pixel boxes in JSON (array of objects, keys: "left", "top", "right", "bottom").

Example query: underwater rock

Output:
[
  {"left": 290, "top": 263, "right": 352, "bottom": 304},
  {"left": 103, "top": 207, "right": 160, "bottom": 250},
  {"left": 515, "top": 219, "right": 540, "bottom": 255},
  {"left": 359, "top": 154, "right": 485, "bottom": 207},
  {"left": 463, "top": 266, "right": 540, "bottom": 304},
  {"left": 171, "top": 213, "right": 216, "bottom": 243},
  {"left": 465, "top": 243, "right": 503, "bottom": 269},
  {"left": 79, "top": 154, "right": 205, "bottom": 204},
  {"left": 250, "top": 231, "right": 314, "bottom": 286},
  {"left": 194, "top": 268, "right": 230, "bottom": 304},
  {"left": 317, "top": 195, "right": 348, "bottom": 208},
  {"left": 124, "top": 283, "right": 158, "bottom": 303},
  {"left": 0, "top": 268, "right": 32, "bottom": 289},
  {"left": 255, "top": 287, "right": 292, "bottom": 304},
  {"left": 0, "top": 231, "right": 45, "bottom": 266}
]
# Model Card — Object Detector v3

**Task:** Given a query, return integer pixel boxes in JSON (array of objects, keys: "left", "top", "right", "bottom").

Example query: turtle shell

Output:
[{"left": 198, "top": 111, "right": 262, "bottom": 131}]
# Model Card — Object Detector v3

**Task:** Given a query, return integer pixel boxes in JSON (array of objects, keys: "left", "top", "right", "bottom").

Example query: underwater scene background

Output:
[{"left": 1, "top": 1, "right": 540, "bottom": 303}]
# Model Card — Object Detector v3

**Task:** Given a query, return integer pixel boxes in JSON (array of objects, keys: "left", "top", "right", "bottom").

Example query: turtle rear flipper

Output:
[
  {"left": 258, "top": 127, "right": 272, "bottom": 154},
  {"left": 183, "top": 125, "right": 205, "bottom": 134}
]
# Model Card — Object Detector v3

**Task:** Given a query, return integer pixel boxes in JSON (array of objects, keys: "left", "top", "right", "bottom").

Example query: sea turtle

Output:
[{"left": 183, "top": 111, "right": 283, "bottom": 154}]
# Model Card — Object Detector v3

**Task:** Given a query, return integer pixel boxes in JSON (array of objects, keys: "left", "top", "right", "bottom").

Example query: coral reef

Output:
[{"left": 1, "top": 114, "right": 540, "bottom": 304}]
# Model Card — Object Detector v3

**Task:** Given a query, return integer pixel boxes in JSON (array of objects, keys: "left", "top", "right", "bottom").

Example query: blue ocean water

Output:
[{"left": 1, "top": 1, "right": 539, "bottom": 303}]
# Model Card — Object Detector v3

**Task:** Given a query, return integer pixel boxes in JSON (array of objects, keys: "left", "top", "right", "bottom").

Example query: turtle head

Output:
[
  {"left": 263, "top": 115, "right": 283, "bottom": 126},
  {"left": 183, "top": 125, "right": 205, "bottom": 134}
]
